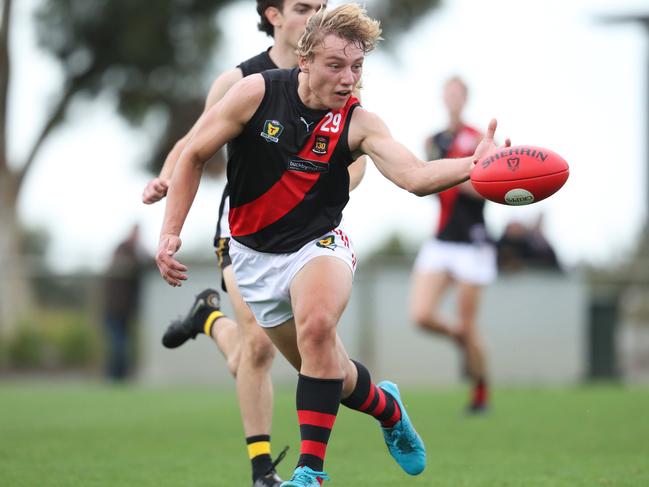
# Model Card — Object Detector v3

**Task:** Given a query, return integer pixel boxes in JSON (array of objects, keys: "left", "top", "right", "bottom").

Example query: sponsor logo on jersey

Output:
[
  {"left": 311, "top": 135, "right": 330, "bottom": 155},
  {"left": 300, "top": 117, "right": 315, "bottom": 132},
  {"left": 288, "top": 158, "right": 329, "bottom": 173},
  {"left": 261, "top": 120, "right": 284, "bottom": 143},
  {"left": 316, "top": 235, "right": 337, "bottom": 250}
]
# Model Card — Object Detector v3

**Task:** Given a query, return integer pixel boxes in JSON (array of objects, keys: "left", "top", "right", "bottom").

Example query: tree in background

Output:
[
  {"left": 1, "top": 0, "right": 234, "bottom": 333},
  {"left": 0, "top": 0, "right": 440, "bottom": 334}
]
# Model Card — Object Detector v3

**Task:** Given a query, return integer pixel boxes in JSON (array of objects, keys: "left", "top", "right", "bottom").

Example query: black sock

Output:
[
  {"left": 296, "top": 374, "right": 343, "bottom": 472},
  {"left": 247, "top": 434, "right": 274, "bottom": 480},
  {"left": 341, "top": 360, "right": 401, "bottom": 428},
  {"left": 193, "top": 308, "right": 224, "bottom": 336}
]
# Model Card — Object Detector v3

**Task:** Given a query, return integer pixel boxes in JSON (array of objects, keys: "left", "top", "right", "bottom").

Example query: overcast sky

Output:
[{"left": 9, "top": 0, "right": 649, "bottom": 272}]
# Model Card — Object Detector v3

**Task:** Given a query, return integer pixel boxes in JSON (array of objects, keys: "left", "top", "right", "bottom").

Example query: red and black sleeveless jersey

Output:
[
  {"left": 214, "top": 49, "right": 278, "bottom": 246},
  {"left": 227, "top": 68, "right": 359, "bottom": 253},
  {"left": 426, "top": 125, "right": 489, "bottom": 244}
]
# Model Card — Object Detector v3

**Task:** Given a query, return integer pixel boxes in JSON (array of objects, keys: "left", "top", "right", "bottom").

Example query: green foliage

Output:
[
  {"left": 35, "top": 0, "right": 237, "bottom": 174},
  {"left": 6, "top": 325, "right": 47, "bottom": 368},
  {"left": 363, "top": 232, "right": 415, "bottom": 267},
  {"left": 32, "top": 0, "right": 443, "bottom": 175},
  {"left": 20, "top": 225, "right": 50, "bottom": 258},
  {"left": 35, "top": 0, "right": 230, "bottom": 120},
  {"left": 368, "top": 0, "right": 442, "bottom": 40},
  {"left": 3, "top": 309, "right": 101, "bottom": 370}
]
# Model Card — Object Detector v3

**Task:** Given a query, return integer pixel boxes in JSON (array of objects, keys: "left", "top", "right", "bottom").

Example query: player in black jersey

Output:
[
  {"left": 155, "top": 5, "right": 510, "bottom": 486},
  {"left": 410, "top": 76, "right": 495, "bottom": 414},
  {"left": 142, "top": 3, "right": 359, "bottom": 487}
]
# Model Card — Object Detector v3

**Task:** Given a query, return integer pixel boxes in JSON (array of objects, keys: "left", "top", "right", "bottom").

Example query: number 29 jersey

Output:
[{"left": 227, "top": 68, "right": 359, "bottom": 253}]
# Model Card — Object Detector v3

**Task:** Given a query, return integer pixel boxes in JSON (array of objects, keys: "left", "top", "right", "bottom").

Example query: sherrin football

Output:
[{"left": 470, "top": 145, "right": 569, "bottom": 205}]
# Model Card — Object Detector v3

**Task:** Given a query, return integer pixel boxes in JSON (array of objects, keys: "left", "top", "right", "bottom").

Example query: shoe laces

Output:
[
  {"left": 291, "top": 466, "right": 329, "bottom": 485},
  {"left": 263, "top": 445, "right": 289, "bottom": 477}
]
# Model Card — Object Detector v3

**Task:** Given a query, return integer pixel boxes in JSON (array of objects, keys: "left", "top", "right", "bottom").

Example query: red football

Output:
[{"left": 470, "top": 145, "right": 569, "bottom": 205}]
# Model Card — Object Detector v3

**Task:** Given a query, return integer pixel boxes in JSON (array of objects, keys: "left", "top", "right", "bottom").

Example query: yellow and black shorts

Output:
[{"left": 214, "top": 237, "right": 232, "bottom": 292}]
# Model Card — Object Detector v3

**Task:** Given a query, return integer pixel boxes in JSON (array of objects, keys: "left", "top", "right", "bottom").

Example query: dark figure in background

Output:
[
  {"left": 496, "top": 215, "right": 560, "bottom": 272},
  {"left": 102, "top": 224, "right": 146, "bottom": 381}
]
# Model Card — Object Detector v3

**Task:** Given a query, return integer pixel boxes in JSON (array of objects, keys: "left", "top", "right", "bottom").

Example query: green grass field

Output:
[{"left": 1, "top": 383, "right": 647, "bottom": 486}]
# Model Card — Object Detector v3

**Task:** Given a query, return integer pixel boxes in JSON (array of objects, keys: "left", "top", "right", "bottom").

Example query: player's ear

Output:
[
  {"left": 299, "top": 56, "right": 309, "bottom": 73},
  {"left": 265, "top": 6, "right": 283, "bottom": 28}
]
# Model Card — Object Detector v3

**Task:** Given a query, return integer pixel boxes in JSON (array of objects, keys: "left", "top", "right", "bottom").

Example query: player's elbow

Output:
[
  {"left": 404, "top": 179, "right": 428, "bottom": 197},
  {"left": 177, "top": 146, "right": 207, "bottom": 174},
  {"left": 399, "top": 165, "right": 429, "bottom": 196},
  {"left": 188, "top": 149, "right": 203, "bottom": 167},
  {"left": 409, "top": 186, "right": 429, "bottom": 197}
]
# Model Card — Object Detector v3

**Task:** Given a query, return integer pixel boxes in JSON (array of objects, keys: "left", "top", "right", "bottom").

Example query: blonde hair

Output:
[{"left": 297, "top": 3, "right": 382, "bottom": 60}]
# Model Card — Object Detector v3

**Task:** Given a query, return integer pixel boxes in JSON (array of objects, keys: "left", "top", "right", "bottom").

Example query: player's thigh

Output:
[
  {"left": 410, "top": 270, "right": 452, "bottom": 317},
  {"left": 289, "top": 255, "right": 353, "bottom": 329},
  {"left": 264, "top": 318, "right": 301, "bottom": 370},
  {"left": 222, "top": 264, "right": 262, "bottom": 335}
]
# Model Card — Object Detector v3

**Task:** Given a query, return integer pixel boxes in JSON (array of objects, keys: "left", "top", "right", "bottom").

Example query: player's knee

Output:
[{"left": 297, "top": 311, "right": 337, "bottom": 351}]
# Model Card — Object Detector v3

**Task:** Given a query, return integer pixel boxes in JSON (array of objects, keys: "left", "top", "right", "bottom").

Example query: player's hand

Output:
[
  {"left": 156, "top": 233, "right": 188, "bottom": 287},
  {"left": 472, "top": 119, "right": 511, "bottom": 165},
  {"left": 142, "top": 178, "right": 169, "bottom": 204}
]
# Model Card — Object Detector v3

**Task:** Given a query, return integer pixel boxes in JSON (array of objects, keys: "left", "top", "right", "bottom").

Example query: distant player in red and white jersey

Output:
[{"left": 410, "top": 76, "right": 495, "bottom": 413}]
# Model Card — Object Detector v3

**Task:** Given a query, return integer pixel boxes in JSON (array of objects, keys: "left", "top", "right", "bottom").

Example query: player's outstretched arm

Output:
[
  {"left": 156, "top": 74, "right": 264, "bottom": 287},
  {"left": 141, "top": 68, "right": 243, "bottom": 204},
  {"left": 352, "top": 111, "right": 507, "bottom": 196},
  {"left": 351, "top": 109, "right": 472, "bottom": 196}
]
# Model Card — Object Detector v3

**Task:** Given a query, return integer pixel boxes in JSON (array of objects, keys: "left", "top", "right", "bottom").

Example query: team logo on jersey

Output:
[
  {"left": 261, "top": 120, "right": 284, "bottom": 143},
  {"left": 311, "top": 135, "right": 330, "bottom": 155},
  {"left": 316, "top": 235, "right": 337, "bottom": 251},
  {"left": 507, "top": 157, "right": 520, "bottom": 172}
]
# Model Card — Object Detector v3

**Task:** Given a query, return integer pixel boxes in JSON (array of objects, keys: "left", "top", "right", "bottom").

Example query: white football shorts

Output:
[
  {"left": 413, "top": 238, "right": 497, "bottom": 285},
  {"left": 229, "top": 227, "right": 357, "bottom": 327}
]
